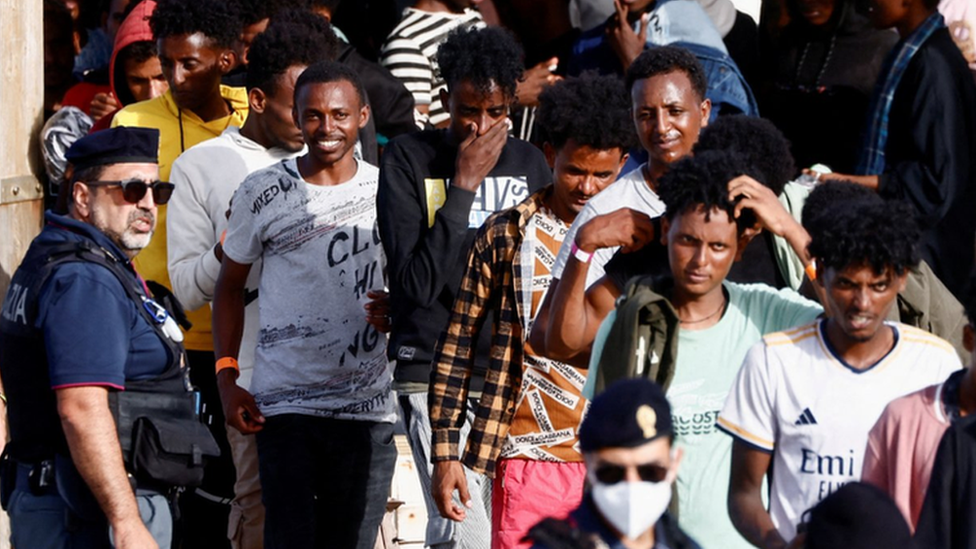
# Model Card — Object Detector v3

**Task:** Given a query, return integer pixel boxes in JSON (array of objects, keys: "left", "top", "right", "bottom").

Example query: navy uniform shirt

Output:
[{"left": 37, "top": 211, "right": 170, "bottom": 389}]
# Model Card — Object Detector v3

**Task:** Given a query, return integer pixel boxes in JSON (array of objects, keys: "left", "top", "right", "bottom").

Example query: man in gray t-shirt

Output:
[{"left": 213, "top": 61, "right": 395, "bottom": 549}]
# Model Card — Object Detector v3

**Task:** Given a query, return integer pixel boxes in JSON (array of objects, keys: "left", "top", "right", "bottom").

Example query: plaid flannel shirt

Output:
[
  {"left": 858, "top": 12, "right": 945, "bottom": 175},
  {"left": 429, "top": 187, "right": 551, "bottom": 477}
]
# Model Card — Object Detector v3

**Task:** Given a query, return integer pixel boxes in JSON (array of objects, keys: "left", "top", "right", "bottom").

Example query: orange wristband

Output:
[
  {"left": 220, "top": 229, "right": 227, "bottom": 246},
  {"left": 216, "top": 357, "right": 239, "bottom": 375},
  {"left": 805, "top": 263, "right": 818, "bottom": 282}
]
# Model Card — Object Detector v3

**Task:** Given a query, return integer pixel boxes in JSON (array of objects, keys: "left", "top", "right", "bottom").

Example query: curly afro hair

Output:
[
  {"left": 658, "top": 149, "right": 763, "bottom": 233},
  {"left": 294, "top": 60, "right": 367, "bottom": 107},
  {"left": 626, "top": 45, "right": 707, "bottom": 101},
  {"left": 694, "top": 115, "right": 795, "bottom": 195},
  {"left": 150, "top": 0, "right": 242, "bottom": 50},
  {"left": 801, "top": 180, "right": 881, "bottom": 235},
  {"left": 246, "top": 10, "right": 339, "bottom": 95},
  {"left": 805, "top": 183, "right": 920, "bottom": 276},
  {"left": 436, "top": 26, "right": 524, "bottom": 99},
  {"left": 537, "top": 73, "right": 637, "bottom": 153},
  {"left": 307, "top": 0, "right": 343, "bottom": 11},
  {"left": 238, "top": 0, "right": 298, "bottom": 25}
]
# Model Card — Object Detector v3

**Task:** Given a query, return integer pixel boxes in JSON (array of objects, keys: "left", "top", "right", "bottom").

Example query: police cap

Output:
[
  {"left": 65, "top": 127, "right": 160, "bottom": 171},
  {"left": 579, "top": 378, "right": 673, "bottom": 452}
]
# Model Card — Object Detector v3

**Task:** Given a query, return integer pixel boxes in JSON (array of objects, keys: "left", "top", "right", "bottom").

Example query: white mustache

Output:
[{"left": 129, "top": 209, "right": 155, "bottom": 227}]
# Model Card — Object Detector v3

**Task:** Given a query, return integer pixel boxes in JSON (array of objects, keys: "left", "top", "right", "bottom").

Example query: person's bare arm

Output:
[
  {"left": 432, "top": 461, "right": 472, "bottom": 521},
  {"left": 607, "top": 0, "right": 649, "bottom": 71},
  {"left": 729, "top": 175, "right": 812, "bottom": 264},
  {"left": 729, "top": 175, "right": 828, "bottom": 306},
  {"left": 58, "top": 386, "right": 158, "bottom": 549},
  {"left": 515, "top": 58, "right": 561, "bottom": 108},
  {"left": 728, "top": 440, "right": 788, "bottom": 549},
  {"left": 89, "top": 92, "right": 119, "bottom": 121},
  {"left": 544, "top": 267, "right": 620, "bottom": 366},
  {"left": 212, "top": 256, "right": 264, "bottom": 434},
  {"left": 807, "top": 170, "right": 879, "bottom": 191},
  {"left": 541, "top": 209, "right": 654, "bottom": 363}
]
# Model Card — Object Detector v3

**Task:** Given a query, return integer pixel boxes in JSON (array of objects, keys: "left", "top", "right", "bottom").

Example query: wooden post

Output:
[
  {"left": 0, "top": 0, "right": 45, "bottom": 297},
  {"left": 0, "top": 1, "right": 43, "bottom": 547}
]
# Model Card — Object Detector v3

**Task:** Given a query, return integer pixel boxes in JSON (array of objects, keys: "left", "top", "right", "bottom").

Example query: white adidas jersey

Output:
[{"left": 717, "top": 320, "right": 961, "bottom": 541}]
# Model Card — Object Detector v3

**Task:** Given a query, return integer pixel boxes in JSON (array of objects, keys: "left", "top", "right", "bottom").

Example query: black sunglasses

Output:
[
  {"left": 84, "top": 179, "right": 175, "bottom": 205},
  {"left": 594, "top": 462, "right": 669, "bottom": 485}
]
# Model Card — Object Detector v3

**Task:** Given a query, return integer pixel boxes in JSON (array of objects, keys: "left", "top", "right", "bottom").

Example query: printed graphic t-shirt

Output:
[
  {"left": 503, "top": 207, "right": 590, "bottom": 463},
  {"left": 718, "top": 321, "right": 961, "bottom": 541},
  {"left": 223, "top": 158, "right": 394, "bottom": 423}
]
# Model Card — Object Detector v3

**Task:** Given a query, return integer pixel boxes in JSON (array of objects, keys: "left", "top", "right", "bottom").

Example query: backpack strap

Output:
[
  {"left": 31, "top": 240, "right": 187, "bottom": 384},
  {"left": 595, "top": 274, "right": 680, "bottom": 395}
]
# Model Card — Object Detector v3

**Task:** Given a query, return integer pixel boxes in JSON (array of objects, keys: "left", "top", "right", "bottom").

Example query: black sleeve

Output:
[
  {"left": 878, "top": 45, "right": 975, "bottom": 230},
  {"left": 914, "top": 422, "right": 965, "bottom": 549},
  {"left": 340, "top": 46, "right": 417, "bottom": 139},
  {"left": 377, "top": 139, "right": 476, "bottom": 309},
  {"left": 604, "top": 239, "right": 670, "bottom": 292}
]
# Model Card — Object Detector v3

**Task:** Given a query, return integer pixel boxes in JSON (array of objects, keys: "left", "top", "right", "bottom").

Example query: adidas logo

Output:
[{"left": 795, "top": 408, "right": 818, "bottom": 426}]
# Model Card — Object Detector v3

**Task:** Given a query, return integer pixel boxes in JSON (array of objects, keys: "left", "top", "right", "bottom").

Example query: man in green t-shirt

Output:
[{"left": 584, "top": 150, "right": 823, "bottom": 549}]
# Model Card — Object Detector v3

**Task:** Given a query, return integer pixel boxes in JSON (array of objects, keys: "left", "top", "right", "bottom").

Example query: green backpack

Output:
[{"left": 593, "top": 274, "right": 680, "bottom": 396}]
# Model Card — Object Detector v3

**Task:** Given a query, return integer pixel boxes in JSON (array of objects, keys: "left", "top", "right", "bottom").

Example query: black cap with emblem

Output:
[
  {"left": 65, "top": 127, "right": 160, "bottom": 171},
  {"left": 579, "top": 378, "right": 673, "bottom": 452}
]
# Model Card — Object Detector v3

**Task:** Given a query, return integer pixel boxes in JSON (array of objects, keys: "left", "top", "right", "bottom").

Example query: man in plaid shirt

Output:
[{"left": 429, "top": 74, "right": 636, "bottom": 549}]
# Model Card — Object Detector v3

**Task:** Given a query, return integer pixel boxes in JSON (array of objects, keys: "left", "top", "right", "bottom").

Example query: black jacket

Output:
[
  {"left": 914, "top": 415, "right": 976, "bottom": 549},
  {"left": 336, "top": 42, "right": 417, "bottom": 141},
  {"left": 878, "top": 28, "right": 976, "bottom": 300},
  {"left": 377, "top": 130, "right": 551, "bottom": 385},
  {"left": 758, "top": 0, "right": 897, "bottom": 172}
]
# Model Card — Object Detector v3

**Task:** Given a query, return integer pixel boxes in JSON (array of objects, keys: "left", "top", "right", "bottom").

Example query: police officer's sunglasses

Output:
[
  {"left": 83, "top": 179, "right": 175, "bottom": 205},
  {"left": 594, "top": 462, "right": 670, "bottom": 484}
]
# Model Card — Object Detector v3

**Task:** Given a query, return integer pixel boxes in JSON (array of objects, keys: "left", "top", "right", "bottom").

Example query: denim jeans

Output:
[
  {"left": 398, "top": 392, "right": 492, "bottom": 548},
  {"left": 256, "top": 414, "right": 397, "bottom": 549}
]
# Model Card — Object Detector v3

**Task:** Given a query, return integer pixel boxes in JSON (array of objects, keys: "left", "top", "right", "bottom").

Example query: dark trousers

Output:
[
  {"left": 175, "top": 349, "right": 235, "bottom": 549},
  {"left": 256, "top": 414, "right": 397, "bottom": 549}
]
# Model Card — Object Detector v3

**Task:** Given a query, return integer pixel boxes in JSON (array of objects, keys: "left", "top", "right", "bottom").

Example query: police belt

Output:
[{"left": 14, "top": 460, "right": 56, "bottom": 496}]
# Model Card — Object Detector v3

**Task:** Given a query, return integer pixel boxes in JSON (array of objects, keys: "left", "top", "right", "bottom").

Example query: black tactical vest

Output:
[{"left": 0, "top": 235, "right": 186, "bottom": 463}]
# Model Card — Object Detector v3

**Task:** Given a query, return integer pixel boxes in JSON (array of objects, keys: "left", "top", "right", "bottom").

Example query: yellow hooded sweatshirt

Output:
[{"left": 113, "top": 85, "right": 248, "bottom": 351}]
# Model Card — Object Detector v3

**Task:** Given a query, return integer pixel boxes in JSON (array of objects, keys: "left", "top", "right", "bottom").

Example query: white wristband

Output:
[{"left": 571, "top": 241, "right": 593, "bottom": 264}]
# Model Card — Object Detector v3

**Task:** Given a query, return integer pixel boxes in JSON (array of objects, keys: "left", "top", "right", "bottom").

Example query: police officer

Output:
[
  {"left": 0, "top": 127, "right": 191, "bottom": 549},
  {"left": 526, "top": 378, "right": 701, "bottom": 549}
]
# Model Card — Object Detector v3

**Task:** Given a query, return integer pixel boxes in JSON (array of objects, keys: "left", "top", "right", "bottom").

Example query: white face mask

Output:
[{"left": 591, "top": 478, "right": 672, "bottom": 540}]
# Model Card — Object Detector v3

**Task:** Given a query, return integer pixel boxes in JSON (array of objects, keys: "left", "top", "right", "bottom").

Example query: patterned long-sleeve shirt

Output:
[{"left": 429, "top": 188, "right": 551, "bottom": 476}]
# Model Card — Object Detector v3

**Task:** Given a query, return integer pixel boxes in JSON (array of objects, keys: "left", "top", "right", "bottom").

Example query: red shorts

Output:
[{"left": 491, "top": 459, "right": 586, "bottom": 549}]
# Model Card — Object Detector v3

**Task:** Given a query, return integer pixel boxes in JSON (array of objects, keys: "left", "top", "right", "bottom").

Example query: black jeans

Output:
[{"left": 256, "top": 414, "right": 397, "bottom": 549}]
